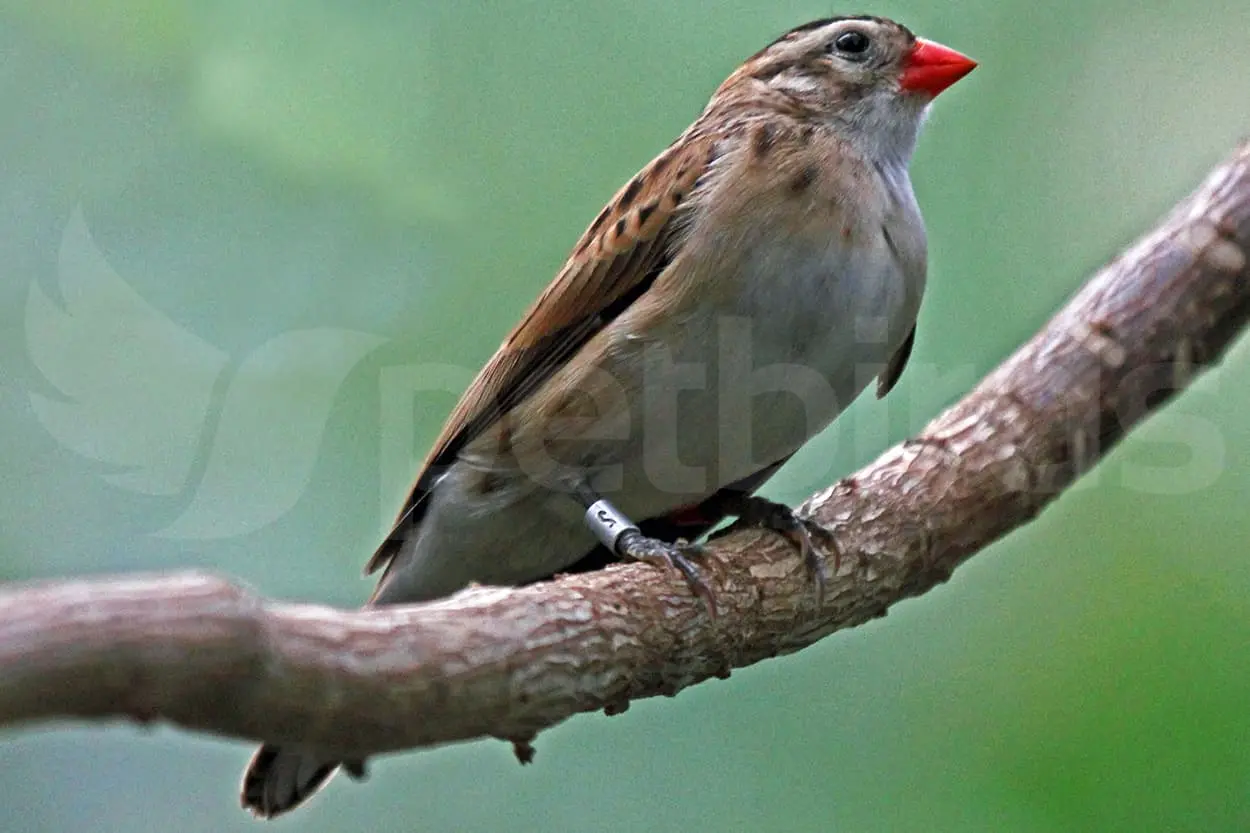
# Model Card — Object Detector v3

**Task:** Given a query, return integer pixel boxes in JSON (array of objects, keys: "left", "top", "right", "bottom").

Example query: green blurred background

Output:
[{"left": 2, "top": 1, "right": 1249, "bottom": 831}]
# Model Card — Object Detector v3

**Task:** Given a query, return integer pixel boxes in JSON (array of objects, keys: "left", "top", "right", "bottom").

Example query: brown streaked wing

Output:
[{"left": 366, "top": 132, "right": 719, "bottom": 575}]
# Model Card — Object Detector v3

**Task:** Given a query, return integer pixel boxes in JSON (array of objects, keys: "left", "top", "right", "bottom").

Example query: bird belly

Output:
[{"left": 601, "top": 230, "right": 921, "bottom": 517}]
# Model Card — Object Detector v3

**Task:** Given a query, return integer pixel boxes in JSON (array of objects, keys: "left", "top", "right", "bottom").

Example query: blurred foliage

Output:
[{"left": 1, "top": 1, "right": 1249, "bottom": 831}]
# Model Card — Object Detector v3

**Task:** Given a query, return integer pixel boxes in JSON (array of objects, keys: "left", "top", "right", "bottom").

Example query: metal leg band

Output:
[{"left": 584, "top": 499, "right": 639, "bottom": 552}]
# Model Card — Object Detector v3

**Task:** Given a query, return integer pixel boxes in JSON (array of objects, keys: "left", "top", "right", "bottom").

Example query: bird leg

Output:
[{"left": 571, "top": 482, "right": 716, "bottom": 614}]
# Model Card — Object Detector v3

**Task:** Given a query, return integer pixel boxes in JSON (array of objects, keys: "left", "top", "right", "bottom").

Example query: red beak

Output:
[{"left": 899, "top": 38, "right": 976, "bottom": 97}]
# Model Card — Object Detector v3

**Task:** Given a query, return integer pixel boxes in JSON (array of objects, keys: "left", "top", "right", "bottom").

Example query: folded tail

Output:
[{"left": 240, "top": 744, "right": 343, "bottom": 818}]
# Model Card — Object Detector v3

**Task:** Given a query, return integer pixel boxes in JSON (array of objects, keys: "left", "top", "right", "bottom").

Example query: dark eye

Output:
[{"left": 832, "top": 30, "right": 871, "bottom": 56}]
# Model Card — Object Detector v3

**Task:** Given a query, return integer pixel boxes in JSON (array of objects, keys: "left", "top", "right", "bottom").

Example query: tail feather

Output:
[{"left": 241, "top": 745, "right": 341, "bottom": 818}]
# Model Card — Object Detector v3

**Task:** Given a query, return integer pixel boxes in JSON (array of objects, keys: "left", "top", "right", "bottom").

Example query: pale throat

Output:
[{"left": 844, "top": 97, "right": 928, "bottom": 174}]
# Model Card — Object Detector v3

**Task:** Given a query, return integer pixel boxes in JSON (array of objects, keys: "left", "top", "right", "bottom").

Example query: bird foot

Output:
[
  {"left": 724, "top": 495, "right": 836, "bottom": 608},
  {"left": 615, "top": 529, "right": 716, "bottom": 616}
]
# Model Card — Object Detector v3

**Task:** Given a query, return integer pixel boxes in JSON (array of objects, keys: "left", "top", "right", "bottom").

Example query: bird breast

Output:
[{"left": 668, "top": 141, "right": 924, "bottom": 472}]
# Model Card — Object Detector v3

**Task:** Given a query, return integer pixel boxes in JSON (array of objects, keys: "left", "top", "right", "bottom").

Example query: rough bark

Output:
[{"left": 1, "top": 141, "right": 1248, "bottom": 761}]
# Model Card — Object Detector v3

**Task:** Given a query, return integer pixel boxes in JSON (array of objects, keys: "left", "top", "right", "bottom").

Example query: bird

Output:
[{"left": 241, "top": 14, "right": 975, "bottom": 818}]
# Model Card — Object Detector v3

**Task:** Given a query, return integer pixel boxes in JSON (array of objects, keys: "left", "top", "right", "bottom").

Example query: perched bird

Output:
[{"left": 242, "top": 14, "right": 974, "bottom": 818}]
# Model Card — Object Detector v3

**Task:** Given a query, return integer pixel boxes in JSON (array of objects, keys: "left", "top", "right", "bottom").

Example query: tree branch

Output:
[{"left": 2, "top": 142, "right": 1248, "bottom": 763}]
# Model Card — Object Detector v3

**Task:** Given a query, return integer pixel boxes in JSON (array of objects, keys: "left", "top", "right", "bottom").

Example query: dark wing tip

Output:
[
  {"left": 876, "top": 324, "right": 916, "bottom": 399},
  {"left": 365, "top": 537, "right": 400, "bottom": 576},
  {"left": 366, "top": 482, "right": 436, "bottom": 575}
]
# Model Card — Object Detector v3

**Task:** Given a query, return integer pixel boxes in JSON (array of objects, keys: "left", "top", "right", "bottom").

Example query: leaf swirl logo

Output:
[{"left": 26, "top": 208, "right": 386, "bottom": 539}]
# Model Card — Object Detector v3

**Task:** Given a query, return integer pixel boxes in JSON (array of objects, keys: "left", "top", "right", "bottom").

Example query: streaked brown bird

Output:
[{"left": 243, "top": 14, "right": 974, "bottom": 818}]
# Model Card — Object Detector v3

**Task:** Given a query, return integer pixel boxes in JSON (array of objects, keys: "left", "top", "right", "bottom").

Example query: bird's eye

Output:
[{"left": 832, "top": 30, "right": 871, "bottom": 57}]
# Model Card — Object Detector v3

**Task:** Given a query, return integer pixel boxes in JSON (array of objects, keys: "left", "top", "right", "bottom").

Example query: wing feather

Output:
[
  {"left": 367, "top": 134, "right": 719, "bottom": 574},
  {"left": 875, "top": 323, "right": 915, "bottom": 398}
]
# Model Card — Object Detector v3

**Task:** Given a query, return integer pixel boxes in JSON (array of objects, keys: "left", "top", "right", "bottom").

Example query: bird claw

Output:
[
  {"left": 729, "top": 496, "right": 836, "bottom": 609},
  {"left": 616, "top": 530, "right": 716, "bottom": 617}
]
